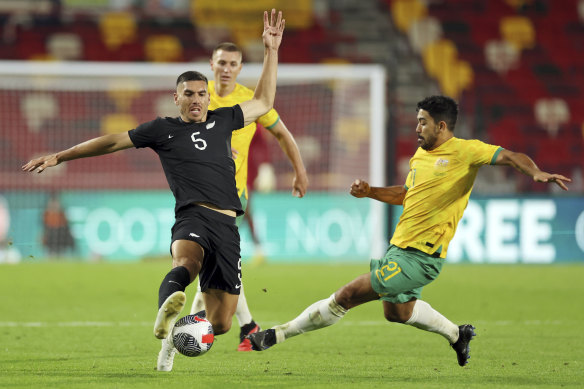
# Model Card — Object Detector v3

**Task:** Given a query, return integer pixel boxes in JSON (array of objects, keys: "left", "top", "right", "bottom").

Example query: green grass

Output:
[{"left": 1, "top": 262, "right": 583, "bottom": 388}]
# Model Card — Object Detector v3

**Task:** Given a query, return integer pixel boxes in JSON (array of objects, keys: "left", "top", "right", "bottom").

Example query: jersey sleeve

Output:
[
  {"left": 463, "top": 139, "right": 503, "bottom": 167},
  {"left": 258, "top": 108, "right": 280, "bottom": 129},
  {"left": 214, "top": 105, "right": 245, "bottom": 131},
  {"left": 128, "top": 118, "right": 161, "bottom": 149}
]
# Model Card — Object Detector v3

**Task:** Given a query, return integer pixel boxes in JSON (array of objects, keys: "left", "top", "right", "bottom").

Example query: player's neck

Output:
[
  {"left": 428, "top": 134, "right": 454, "bottom": 151},
  {"left": 179, "top": 114, "right": 207, "bottom": 123},
  {"left": 214, "top": 81, "right": 237, "bottom": 97}
]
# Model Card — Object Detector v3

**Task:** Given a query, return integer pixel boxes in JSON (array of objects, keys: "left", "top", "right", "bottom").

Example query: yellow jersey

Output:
[
  {"left": 390, "top": 137, "right": 503, "bottom": 258},
  {"left": 208, "top": 80, "right": 280, "bottom": 198}
]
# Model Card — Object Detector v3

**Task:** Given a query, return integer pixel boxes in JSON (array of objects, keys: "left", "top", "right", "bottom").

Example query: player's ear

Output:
[
  {"left": 209, "top": 58, "right": 214, "bottom": 69},
  {"left": 173, "top": 92, "right": 179, "bottom": 105},
  {"left": 438, "top": 120, "right": 448, "bottom": 132}
]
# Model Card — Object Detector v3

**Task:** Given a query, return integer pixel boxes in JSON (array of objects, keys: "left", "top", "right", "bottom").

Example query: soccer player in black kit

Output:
[{"left": 22, "top": 9, "right": 286, "bottom": 371}]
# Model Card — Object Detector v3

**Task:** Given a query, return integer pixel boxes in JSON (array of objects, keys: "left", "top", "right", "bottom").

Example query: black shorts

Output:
[{"left": 171, "top": 204, "right": 241, "bottom": 295}]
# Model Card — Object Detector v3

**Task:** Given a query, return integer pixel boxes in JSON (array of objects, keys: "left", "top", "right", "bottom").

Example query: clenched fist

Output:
[{"left": 350, "top": 179, "right": 370, "bottom": 198}]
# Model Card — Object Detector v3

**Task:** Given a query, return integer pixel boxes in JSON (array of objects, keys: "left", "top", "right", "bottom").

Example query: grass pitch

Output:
[{"left": 1, "top": 261, "right": 583, "bottom": 388}]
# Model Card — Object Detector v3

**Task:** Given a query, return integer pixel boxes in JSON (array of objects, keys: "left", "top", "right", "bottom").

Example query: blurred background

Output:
[{"left": 0, "top": 0, "right": 582, "bottom": 264}]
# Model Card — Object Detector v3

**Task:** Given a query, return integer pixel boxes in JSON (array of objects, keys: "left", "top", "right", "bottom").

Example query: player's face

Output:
[
  {"left": 210, "top": 49, "right": 243, "bottom": 88},
  {"left": 416, "top": 109, "right": 440, "bottom": 150},
  {"left": 174, "top": 80, "right": 211, "bottom": 123}
]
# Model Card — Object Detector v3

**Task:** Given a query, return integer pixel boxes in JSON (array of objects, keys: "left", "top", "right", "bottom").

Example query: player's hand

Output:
[
  {"left": 262, "top": 9, "right": 285, "bottom": 51},
  {"left": 533, "top": 172, "right": 571, "bottom": 191},
  {"left": 22, "top": 154, "right": 59, "bottom": 173},
  {"left": 231, "top": 147, "right": 239, "bottom": 160},
  {"left": 292, "top": 172, "right": 308, "bottom": 198},
  {"left": 350, "top": 179, "right": 370, "bottom": 198}
]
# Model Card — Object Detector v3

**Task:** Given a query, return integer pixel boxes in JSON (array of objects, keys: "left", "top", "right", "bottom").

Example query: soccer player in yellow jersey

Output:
[
  {"left": 247, "top": 95, "right": 571, "bottom": 366},
  {"left": 189, "top": 42, "right": 308, "bottom": 351}
]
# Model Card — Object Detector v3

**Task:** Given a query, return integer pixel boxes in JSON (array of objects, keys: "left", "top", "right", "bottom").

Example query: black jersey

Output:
[{"left": 128, "top": 105, "right": 244, "bottom": 216}]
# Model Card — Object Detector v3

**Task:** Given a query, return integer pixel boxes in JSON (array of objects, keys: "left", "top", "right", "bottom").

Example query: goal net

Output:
[{"left": 0, "top": 61, "right": 387, "bottom": 262}]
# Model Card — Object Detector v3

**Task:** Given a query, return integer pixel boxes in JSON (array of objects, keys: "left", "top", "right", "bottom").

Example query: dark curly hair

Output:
[{"left": 416, "top": 95, "right": 458, "bottom": 132}]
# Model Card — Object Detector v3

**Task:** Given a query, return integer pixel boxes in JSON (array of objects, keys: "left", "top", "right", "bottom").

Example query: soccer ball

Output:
[{"left": 172, "top": 311, "right": 214, "bottom": 357}]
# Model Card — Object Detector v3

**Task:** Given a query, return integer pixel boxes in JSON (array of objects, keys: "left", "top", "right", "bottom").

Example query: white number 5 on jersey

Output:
[{"left": 191, "top": 132, "right": 207, "bottom": 150}]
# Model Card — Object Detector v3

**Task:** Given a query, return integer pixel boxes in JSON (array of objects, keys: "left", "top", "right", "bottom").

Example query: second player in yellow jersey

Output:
[{"left": 208, "top": 79, "right": 281, "bottom": 199}]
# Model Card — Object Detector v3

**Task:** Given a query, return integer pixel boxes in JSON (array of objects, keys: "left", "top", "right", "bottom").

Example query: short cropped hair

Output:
[
  {"left": 176, "top": 71, "right": 208, "bottom": 86},
  {"left": 416, "top": 95, "right": 458, "bottom": 132},
  {"left": 212, "top": 42, "right": 242, "bottom": 57}
]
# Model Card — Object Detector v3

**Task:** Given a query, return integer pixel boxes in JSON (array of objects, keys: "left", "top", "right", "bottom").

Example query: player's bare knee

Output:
[
  {"left": 211, "top": 318, "right": 232, "bottom": 335},
  {"left": 172, "top": 257, "right": 201, "bottom": 282},
  {"left": 334, "top": 288, "right": 356, "bottom": 310}
]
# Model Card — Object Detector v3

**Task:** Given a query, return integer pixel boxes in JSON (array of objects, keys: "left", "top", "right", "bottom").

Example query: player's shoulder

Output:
[
  {"left": 208, "top": 105, "right": 242, "bottom": 120},
  {"left": 138, "top": 116, "right": 179, "bottom": 129},
  {"left": 456, "top": 137, "right": 483, "bottom": 146},
  {"left": 209, "top": 105, "right": 236, "bottom": 115}
]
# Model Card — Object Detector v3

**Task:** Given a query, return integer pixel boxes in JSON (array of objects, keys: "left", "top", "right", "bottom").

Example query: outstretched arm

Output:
[
  {"left": 22, "top": 132, "right": 134, "bottom": 173},
  {"left": 350, "top": 179, "right": 407, "bottom": 205},
  {"left": 268, "top": 119, "right": 308, "bottom": 198},
  {"left": 495, "top": 149, "right": 571, "bottom": 191},
  {"left": 240, "top": 9, "right": 285, "bottom": 126}
]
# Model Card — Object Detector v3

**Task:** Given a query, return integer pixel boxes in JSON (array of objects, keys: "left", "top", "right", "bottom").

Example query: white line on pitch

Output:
[{"left": 0, "top": 320, "right": 565, "bottom": 328}]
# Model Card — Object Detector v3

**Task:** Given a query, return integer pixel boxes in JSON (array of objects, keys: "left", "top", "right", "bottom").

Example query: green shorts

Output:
[
  {"left": 236, "top": 190, "right": 248, "bottom": 227},
  {"left": 370, "top": 244, "right": 444, "bottom": 304}
]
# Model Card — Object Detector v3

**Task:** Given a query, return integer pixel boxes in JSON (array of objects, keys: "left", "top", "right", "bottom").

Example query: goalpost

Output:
[{"left": 0, "top": 61, "right": 387, "bottom": 261}]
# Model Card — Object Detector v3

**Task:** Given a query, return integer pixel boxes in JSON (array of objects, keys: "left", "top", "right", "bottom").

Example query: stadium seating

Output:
[
  {"left": 99, "top": 12, "right": 137, "bottom": 50},
  {"left": 47, "top": 33, "right": 83, "bottom": 61},
  {"left": 144, "top": 35, "right": 184, "bottom": 62},
  {"left": 423, "top": 0, "right": 583, "bottom": 181},
  {"left": 0, "top": 0, "right": 582, "bottom": 192}
]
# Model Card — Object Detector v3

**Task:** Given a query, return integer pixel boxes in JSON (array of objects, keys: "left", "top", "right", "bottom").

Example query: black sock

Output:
[{"left": 158, "top": 266, "right": 191, "bottom": 308}]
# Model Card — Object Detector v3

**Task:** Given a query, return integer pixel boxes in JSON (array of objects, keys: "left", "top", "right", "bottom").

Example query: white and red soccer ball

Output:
[{"left": 172, "top": 311, "right": 214, "bottom": 357}]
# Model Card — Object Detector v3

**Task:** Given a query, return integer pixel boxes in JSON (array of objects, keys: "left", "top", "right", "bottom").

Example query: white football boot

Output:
[
  {"left": 153, "top": 291, "right": 186, "bottom": 339},
  {"left": 157, "top": 335, "right": 177, "bottom": 372}
]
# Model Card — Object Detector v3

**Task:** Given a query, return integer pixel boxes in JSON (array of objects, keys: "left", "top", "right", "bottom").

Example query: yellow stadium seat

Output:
[
  {"left": 422, "top": 39, "right": 458, "bottom": 79},
  {"left": 438, "top": 60, "right": 474, "bottom": 98},
  {"left": 391, "top": 0, "right": 428, "bottom": 33},
  {"left": 191, "top": 0, "right": 313, "bottom": 29},
  {"left": 500, "top": 16, "right": 535, "bottom": 51},
  {"left": 99, "top": 12, "right": 137, "bottom": 50},
  {"left": 100, "top": 113, "right": 139, "bottom": 135},
  {"left": 231, "top": 26, "right": 262, "bottom": 48},
  {"left": 144, "top": 35, "right": 183, "bottom": 63}
]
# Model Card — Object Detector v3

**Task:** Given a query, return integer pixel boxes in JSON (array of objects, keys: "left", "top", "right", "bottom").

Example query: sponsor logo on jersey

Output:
[{"left": 206, "top": 121, "right": 215, "bottom": 130}]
